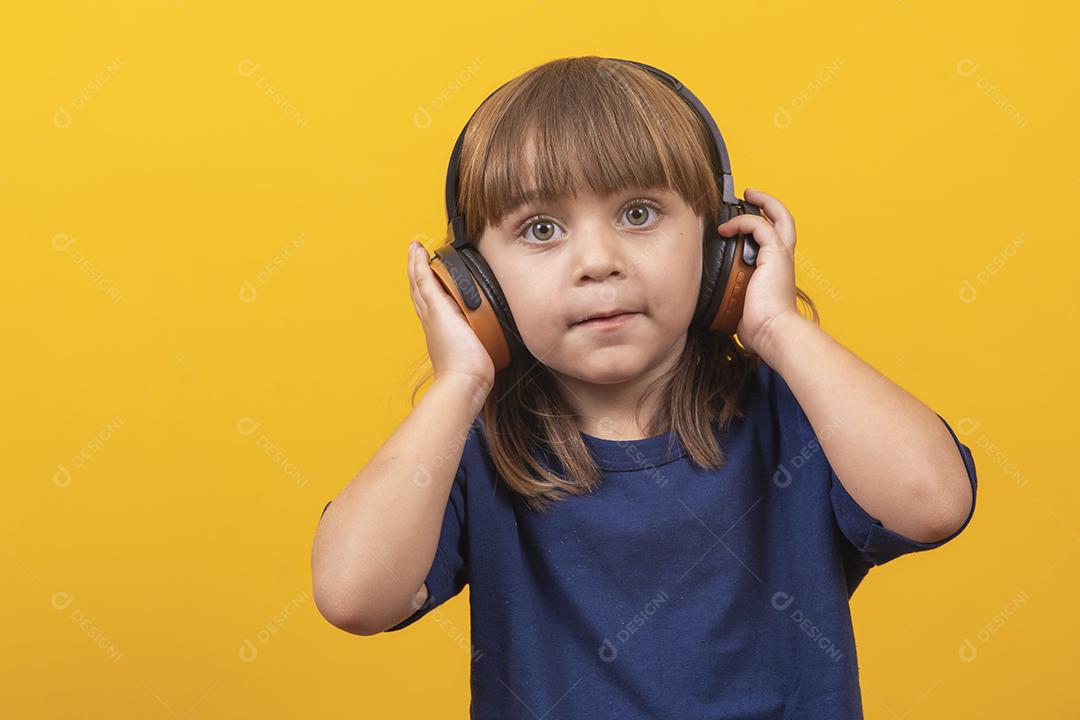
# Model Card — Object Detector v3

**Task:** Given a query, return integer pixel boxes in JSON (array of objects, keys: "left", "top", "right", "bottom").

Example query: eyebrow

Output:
[
  {"left": 498, "top": 190, "right": 558, "bottom": 228},
  {"left": 508, "top": 188, "right": 546, "bottom": 212}
]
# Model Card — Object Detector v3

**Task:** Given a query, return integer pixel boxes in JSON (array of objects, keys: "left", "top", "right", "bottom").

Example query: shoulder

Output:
[
  {"left": 743, "top": 356, "right": 793, "bottom": 411},
  {"left": 751, "top": 356, "right": 791, "bottom": 399},
  {"left": 743, "top": 358, "right": 813, "bottom": 441},
  {"left": 467, "top": 414, "right": 491, "bottom": 455},
  {"left": 453, "top": 414, "right": 497, "bottom": 482}
]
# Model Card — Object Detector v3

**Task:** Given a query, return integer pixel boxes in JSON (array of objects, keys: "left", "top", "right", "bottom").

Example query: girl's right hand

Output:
[{"left": 406, "top": 240, "right": 496, "bottom": 396}]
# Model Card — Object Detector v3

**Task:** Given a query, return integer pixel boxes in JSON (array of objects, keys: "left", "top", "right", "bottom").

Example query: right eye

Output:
[{"left": 517, "top": 217, "right": 565, "bottom": 244}]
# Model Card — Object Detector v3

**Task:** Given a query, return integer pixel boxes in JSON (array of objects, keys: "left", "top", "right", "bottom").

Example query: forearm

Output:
[
  {"left": 311, "top": 373, "right": 488, "bottom": 632},
  {"left": 758, "top": 312, "right": 973, "bottom": 543}
]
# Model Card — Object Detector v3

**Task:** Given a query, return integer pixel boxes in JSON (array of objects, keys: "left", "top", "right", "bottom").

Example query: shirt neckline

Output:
[{"left": 579, "top": 428, "right": 689, "bottom": 472}]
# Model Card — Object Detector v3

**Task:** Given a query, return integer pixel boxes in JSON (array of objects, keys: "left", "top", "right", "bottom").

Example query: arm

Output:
[
  {"left": 310, "top": 373, "right": 488, "bottom": 635},
  {"left": 758, "top": 311, "right": 974, "bottom": 544},
  {"left": 719, "top": 188, "right": 973, "bottom": 547}
]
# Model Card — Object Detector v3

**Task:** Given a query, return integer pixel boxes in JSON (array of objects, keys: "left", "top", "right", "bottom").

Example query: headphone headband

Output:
[{"left": 444, "top": 57, "right": 739, "bottom": 248}]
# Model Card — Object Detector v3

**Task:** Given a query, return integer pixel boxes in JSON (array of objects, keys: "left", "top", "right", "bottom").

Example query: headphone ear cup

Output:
[
  {"left": 694, "top": 203, "right": 737, "bottom": 331},
  {"left": 693, "top": 215, "right": 731, "bottom": 331},
  {"left": 428, "top": 244, "right": 514, "bottom": 372},
  {"left": 457, "top": 246, "right": 529, "bottom": 362},
  {"left": 694, "top": 202, "right": 760, "bottom": 335}
]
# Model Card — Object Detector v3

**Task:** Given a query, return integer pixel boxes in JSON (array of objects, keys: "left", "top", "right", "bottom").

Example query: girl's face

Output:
[{"left": 476, "top": 184, "right": 704, "bottom": 386}]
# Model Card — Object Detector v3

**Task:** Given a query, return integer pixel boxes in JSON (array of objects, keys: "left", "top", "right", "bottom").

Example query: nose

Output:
[{"left": 572, "top": 222, "right": 627, "bottom": 284}]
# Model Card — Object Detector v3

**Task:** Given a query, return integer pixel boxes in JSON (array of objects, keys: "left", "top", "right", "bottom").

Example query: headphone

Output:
[{"left": 426, "top": 57, "right": 762, "bottom": 372}]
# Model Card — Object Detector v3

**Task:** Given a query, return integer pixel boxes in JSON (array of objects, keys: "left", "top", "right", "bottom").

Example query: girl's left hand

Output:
[{"left": 716, "top": 188, "right": 799, "bottom": 358}]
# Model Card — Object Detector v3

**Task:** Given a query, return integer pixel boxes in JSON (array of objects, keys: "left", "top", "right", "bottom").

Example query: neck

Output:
[{"left": 550, "top": 333, "right": 687, "bottom": 440}]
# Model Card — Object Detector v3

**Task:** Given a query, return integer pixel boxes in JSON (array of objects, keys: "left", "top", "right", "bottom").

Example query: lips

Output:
[{"left": 571, "top": 308, "right": 641, "bottom": 326}]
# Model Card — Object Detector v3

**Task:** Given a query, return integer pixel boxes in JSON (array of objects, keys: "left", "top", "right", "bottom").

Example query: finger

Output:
[
  {"left": 406, "top": 243, "right": 420, "bottom": 312},
  {"left": 415, "top": 245, "right": 461, "bottom": 317},
  {"left": 415, "top": 245, "right": 433, "bottom": 316},
  {"left": 743, "top": 188, "right": 796, "bottom": 250},
  {"left": 717, "top": 213, "right": 785, "bottom": 254},
  {"left": 407, "top": 243, "right": 428, "bottom": 317}
]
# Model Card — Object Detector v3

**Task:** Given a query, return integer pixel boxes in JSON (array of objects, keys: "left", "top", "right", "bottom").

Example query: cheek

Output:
[
  {"left": 642, "top": 245, "right": 703, "bottom": 327},
  {"left": 475, "top": 244, "right": 559, "bottom": 350},
  {"left": 498, "top": 271, "right": 563, "bottom": 348}
]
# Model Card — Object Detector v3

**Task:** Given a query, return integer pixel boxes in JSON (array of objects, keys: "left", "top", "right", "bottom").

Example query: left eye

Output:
[{"left": 623, "top": 203, "right": 659, "bottom": 227}]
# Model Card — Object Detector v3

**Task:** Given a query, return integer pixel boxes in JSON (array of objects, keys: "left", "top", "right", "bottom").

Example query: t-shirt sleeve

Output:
[
  {"left": 765, "top": 360, "right": 977, "bottom": 593},
  {"left": 383, "top": 452, "right": 471, "bottom": 632},
  {"left": 816, "top": 409, "right": 978, "bottom": 568}
]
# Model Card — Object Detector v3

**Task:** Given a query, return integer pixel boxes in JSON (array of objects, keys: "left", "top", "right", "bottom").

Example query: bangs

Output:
[{"left": 456, "top": 56, "right": 723, "bottom": 239}]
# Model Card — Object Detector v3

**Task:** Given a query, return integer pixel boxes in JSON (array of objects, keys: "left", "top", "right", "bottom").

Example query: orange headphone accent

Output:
[{"left": 426, "top": 58, "right": 761, "bottom": 372}]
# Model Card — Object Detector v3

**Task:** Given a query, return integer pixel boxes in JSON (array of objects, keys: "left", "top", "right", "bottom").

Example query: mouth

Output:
[{"left": 570, "top": 310, "right": 643, "bottom": 330}]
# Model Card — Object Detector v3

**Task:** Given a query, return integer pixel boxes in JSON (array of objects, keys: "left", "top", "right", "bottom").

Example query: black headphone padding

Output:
[{"left": 458, "top": 245, "right": 529, "bottom": 357}]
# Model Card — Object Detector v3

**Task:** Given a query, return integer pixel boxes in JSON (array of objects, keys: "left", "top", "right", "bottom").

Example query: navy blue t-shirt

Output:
[{"left": 360, "top": 360, "right": 978, "bottom": 718}]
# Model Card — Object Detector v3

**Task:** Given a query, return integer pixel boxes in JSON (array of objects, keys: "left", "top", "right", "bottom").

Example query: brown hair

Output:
[{"left": 408, "top": 55, "right": 820, "bottom": 511}]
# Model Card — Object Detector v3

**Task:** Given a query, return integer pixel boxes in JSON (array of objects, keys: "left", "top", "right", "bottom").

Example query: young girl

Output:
[{"left": 311, "top": 56, "right": 977, "bottom": 719}]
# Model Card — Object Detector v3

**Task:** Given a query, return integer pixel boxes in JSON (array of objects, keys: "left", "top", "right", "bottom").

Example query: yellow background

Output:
[{"left": 3, "top": 0, "right": 1076, "bottom": 717}]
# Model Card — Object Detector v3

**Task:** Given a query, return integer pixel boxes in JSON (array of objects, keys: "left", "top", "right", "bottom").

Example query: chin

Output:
[{"left": 567, "top": 351, "right": 652, "bottom": 385}]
